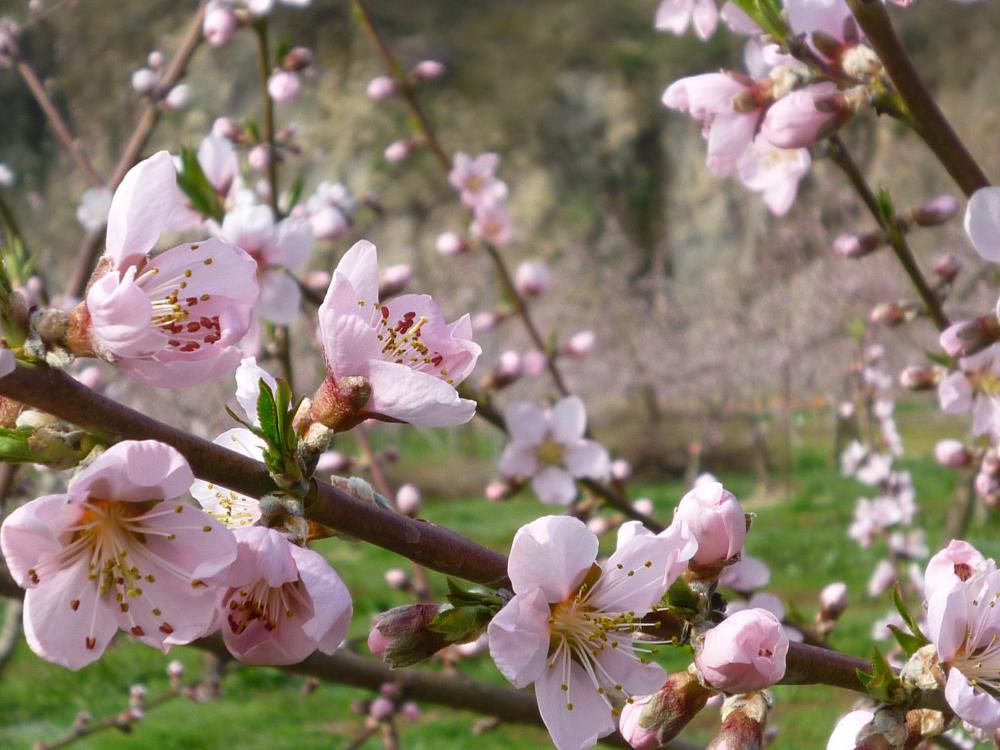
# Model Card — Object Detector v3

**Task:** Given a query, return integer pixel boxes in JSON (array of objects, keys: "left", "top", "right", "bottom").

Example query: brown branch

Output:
[
  {"left": 64, "top": 1, "right": 208, "bottom": 300},
  {"left": 8, "top": 36, "right": 103, "bottom": 188},
  {"left": 827, "top": 136, "right": 950, "bottom": 331},
  {"left": 252, "top": 18, "right": 281, "bottom": 217},
  {"left": 846, "top": 0, "right": 990, "bottom": 197}
]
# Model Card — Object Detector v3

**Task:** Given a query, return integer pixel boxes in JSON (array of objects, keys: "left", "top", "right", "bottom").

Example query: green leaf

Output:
[
  {"left": 665, "top": 575, "right": 700, "bottom": 616},
  {"left": 284, "top": 174, "right": 306, "bottom": 213},
  {"left": 444, "top": 578, "right": 505, "bottom": 610},
  {"left": 176, "top": 147, "right": 225, "bottom": 222},
  {"left": 924, "top": 349, "right": 955, "bottom": 368},
  {"left": 892, "top": 585, "right": 929, "bottom": 645},
  {"left": 887, "top": 625, "right": 926, "bottom": 658},
  {"left": 0, "top": 427, "right": 45, "bottom": 463},
  {"left": 856, "top": 646, "right": 907, "bottom": 704},
  {"left": 427, "top": 605, "right": 493, "bottom": 644},
  {"left": 274, "top": 39, "right": 292, "bottom": 66},
  {"left": 876, "top": 188, "right": 896, "bottom": 226},
  {"left": 256, "top": 378, "right": 282, "bottom": 449}
]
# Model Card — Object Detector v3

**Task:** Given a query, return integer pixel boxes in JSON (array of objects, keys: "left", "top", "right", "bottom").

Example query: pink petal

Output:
[
  {"left": 221, "top": 204, "right": 275, "bottom": 257},
  {"left": 198, "top": 134, "right": 239, "bottom": 193},
  {"left": 319, "top": 310, "right": 379, "bottom": 380},
  {"left": 654, "top": 0, "right": 693, "bottom": 34},
  {"left": 938, "top": 371, "right": 973, "bottom": 414},
  {"left": 707, "top": 111, "right": 759, "bottom": 177},
  {"left": 499, "top": 441, "right": 540, "bottom": 478},
  {"left": 71, "top": 440, "right": 194, "bottom": 503},
  {"left": 532, "top": 466, "right": 578, "bottom": 505},
  {"left": 22, "top": 560, "right": 118, "bottom": 670},
  {"left": 293, "top": 544, "right": 352, "bottom": 654},
  {"left": 564, "top": 440, "right": 609, "bottom": 479},
  {"left": 508, "top": 515, "right": 597, "bottom": 601},
  {"left": 367, "top": 360, "right": 476, "bottom": 427},
  {"left": 234, "top": 358, "right": 278, "bottom": 426},
  {"left": 143, "top": 238, "right": 259, "bottom": 304},
  {"left": 926, "top": 583, "right": 967, "bottom": 663},
  {"left": 138, "top": 502, "right": 238, "bottom": 580},
  {"left": 550, "top": 396, "right": 587, "bottom": 443},
  {"left": 257, "top": 270, "right": 302, "bottom": 326},
  {"left": 120, "top": 341, "right": 247, "bottom": 388},
  {"left": 692, "top": 0, "right": 719, "bottom": 39},
  {"left": 0, "top": 493, "right": 76, "bottom": 587},
  {"left": 535, "top": 651, "right": 616, "bottom": 750},
  {"left": 269, "top": 216, "right": 314, "bottom": 269},
  {"left": 105, "top": 151, "right": 177, "bottom": 270},
  {"left": 965, "top": 187, "right": 1000, "bottom": 263},
  {"left": 190, "top": 429, "right": 264, "bottom": 529},
  {"left": 231, "top": 526, "right": 298, "bottom": 587},
  {"left": 504, "top": 401, "right": 548, "bottom": 445},
  {"left": 946, "top": 668, "right": 1000, "bottom": 731},
  {"left": 86, "top": 269, "right": 167, "bottom": 359},
  {"left": 486, "top": 587, "right": 551, "bottom": 688},
  {"left": 593, "top": 643, "right": 667, "bottom": 696},
  {"left": 589, "top": 532, "right": 686, "bottom": 613},
  {"left": 328, "top": 240, "right": 379, "bottom": 308}
]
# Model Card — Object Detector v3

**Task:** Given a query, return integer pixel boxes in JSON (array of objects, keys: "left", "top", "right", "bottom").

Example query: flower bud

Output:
[
  {"left": 485, "top": 479, "right": 513, "bottom": 502},
  {"left": 400, "top": 701, "right": 421, "bottom": 721},
  {"left": 706, "top": 692, "right": 772, "bottom": 750},
  {"left": 833, "top": 232, "right": 882, "bottom": 259},
  {"left": 522, "top": 349, "right": 548, "bottom": 374},
  {"left": 436, "top": 230, "right": 468, "bottom": 256},
  {"left": 911, "top": 195, "right": 959, "bottom": 227},
  {"left": 939, "top": 315, "right": 1000, "bottom": 359},
  {"left": 148, "top": 50, "right": 164, "bottom": 69},
  {"left": 129, "top": 684, "right": 147, "bottom": 707},
  {"left": 695, "top": 609, "right": 788, "bottom": 693},
  {"left": 411, "top": 60, "right": 445, "bottom": 81},
  {"left": 203, "top": 2, "right": 237, "bottom": 46},
  {"left": 934, "top": 439, "right": 971, "bottom": 469},
  {"left": 395, "top": 483, "right": 421, "bottom": 515},
  {"left": 514, "top": 260, "right": 551, "bottom": 297},
  {"left": 611, "top": 458, "right": 632, "bottom": 481},
  {"left": 368, "top": 603, "right": 449, "bottom": 668},
  {"left": 930, "top": 253, "right": 961, "bottom": 283},
  {"left": 384, "top": 568, "right": 410, "bottom": 590},
  {"left": 283, "top": 46, "right": 313, "bottom": 72},
  {"left": 869, "top": 302, "right": 906, "bottom": 327},
  {"left": 385, "top": 139, "right": 413, "bottom": 163},
  {"left": 587, "top": 516, "right": 612, "bottom": 536},
  {"left": 898, "top": 365, "right": 937, "bottom": 391},
  {"left": 163, "top": 83, "right": 190, "bottom": 110},
  {"left": 472, "top": 311, "right": 504, "bottom": 332},
  {"left": 248, "top": 145, "right": 270, "bottom": 171},
  {"left": 212, "top": 117, "right": 242, "bottom": 140},
  {"left": 369, "top": 696, "right": 395, "bottom": 721},
  {"left": 379, "top": 263, "right": 411, "bottom": 298},
  {"left": 267, "top": 70, "right": 300, "bottom": 103},
  {"left": 367, "top": 75, "right": 396, "bottom": 101},
  {"left": 633, "top": 497, "right": 654, "bottom": 517},
  {"left": 564, "top": 330, "right": 596, "bottom": 357},
  {"left": 674, "top": 481, "right": 746, "bottom": 569},
  {"left": 819, "top": 581, "right": 849, "bottom": 622},
  {"left": 131, "top": 67, "right": 157, "bottom": 95},
  {"left": 619, "top": 667, "right": 715, "bottom": 749}
]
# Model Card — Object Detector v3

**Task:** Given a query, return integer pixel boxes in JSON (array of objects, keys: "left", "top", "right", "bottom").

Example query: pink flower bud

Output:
[
  {"left": 619, "top": 694, "right": 662, "bottom": 750},
  {"left": 248, "top": 144, "right": 270, "bottom": 171},
  {"left": 674, "top": 482, "right": 746, "bottom": 567},
  {"left": 633, "top": 497, "right": 654, "bottom": 517},
  {"left": 368, "top": 604, "right": 447, "bottom": 667},
  {"left": 472, "top": 311, "right": 503, "bottom": 331},
  {"left": 497, "top": 350, "right": 522, "bottom": 378},
  {"left": 911, "top": 195, "right": 959, "bottom": 227},
  {"left": 485, "top": 479, "right": 512, "bottom": 502},
  {"left": 379, "top": 263, "right": 411, "bottom": 298},
  {"left": 696, "top": 608, "right": 788, "bottom": 692},
  {"left": 706, "top": 693, "right": 771, "bottom": 750},
  {"left": 75, "top": 365, "right": 104, "bottom": 391},
  {"left": 931, "top": 253, "right": 961, "bottom": 283},
  {"left": 369, "top": 696, "right": 395, "bottom": 721},
  {"left": 203, "top": 2, "right": 237, "bottom": 46},
  {"left": 400, "top": 701, "right": 421, "bottom": 721},
  {"left": 899, "top": 365, "right": 937, "bottom": 391},
  {"left": 587, "top": 516, "right": 612, "bottom": 535},
  {"left": 761, "top": 83, "right": 842, "bottom": 149},
  {"left": 564, "top": 330, "right": 596, "bottom": 357},
  {"left": 384, "top": 140, "right": 412, "bottom": 163},
  {"left": 367, "top": 75, "right": 396, "bottom": 101},
  {"left": 514, "top": 260, "right": 551, "bottom": 297},
  {"left": 435, "top": 230, "right": 467, "bottom": 256},
  {"left": 268, "top": 70, "right": 300, "bottom": 103},
  {"left": 148, "top": 50, "right": 164, "bottom": 70},
  {"left": 384, "top": 568, "right": 410, "bottom": 590},
  {"left": 939, "top": 315, "right": 1000, "bottom": 359},
  {"left": 309, "top": 206, "right": 349, "bottom": 241},
  {"left": 522, "top": 349, "right": 548, "bottom": 375},
  {"left": 620, "top": 669, "right": 714, "bottom": 749},
  {"left": 935, "top": 439, "right": 971, "bottom": 468},
  {"left": 819, "top": 581, "right": 849, "bottom": 621},
  {"left": 411, "top": 59, "right": 445, "bottom": 81},
  {"left": 869, "top": 302, "right": 905, "bottom": 326},
  {"left": 611, "top": 458, "right": 632, "bottom": 481},
  {"left": 129, "top": 684, "right": 148, "bottom": 706},
  {"left": 833, "top": 232, "right": 881, "bottom": 259},
  {"left": 131, "top": 67, "right": 157, "bottom": 95},
  {"left": 163, "top": 83, "right": 190, "bottom": 110},
  {"left": 282, "top": 46, "right": 313, "bottom": 72},
  {"left": 396, "top": 483, "right": 421, "bottom": 515},
  {"left": 368, "top": 626, "right": 393, "bottom": 660},
  {"left": 212, "top": 117, "right": 242, "bottom": 140}
]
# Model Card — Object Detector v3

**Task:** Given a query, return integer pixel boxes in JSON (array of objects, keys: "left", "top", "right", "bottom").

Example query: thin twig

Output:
[
  {"left": 252, "top": 18, "right": 281, "bottom": 217},
  {"left": 846, "top": 0, "right": 990, "bottom": 197},
  {"left": 827, "top": 136, "right": 950, "bottom": 331}
]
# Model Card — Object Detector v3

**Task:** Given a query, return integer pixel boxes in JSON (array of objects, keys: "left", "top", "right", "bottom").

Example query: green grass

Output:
[{"left": 2, "top": 412, "right": 996, "bottom": 749}]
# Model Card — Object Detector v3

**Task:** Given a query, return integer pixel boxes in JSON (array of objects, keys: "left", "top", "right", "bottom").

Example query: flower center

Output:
[
  {"left": 226, "top": 578, "right": 311, "bottom": 635},
  {"left": 536, "top": 438, "right": 565, "bottom": 466},
  {"left": 367, "top": 303, "right": 453, "bottom": 383}
]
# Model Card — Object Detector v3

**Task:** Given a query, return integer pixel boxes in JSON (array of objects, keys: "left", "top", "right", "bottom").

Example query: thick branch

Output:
[
  {"left": 846, "top": 0, "right": 989, "bottom": 196},
  {"left": 65, "top": 1, "right": 208, "bottom": 299},
  {"left": 0, "top": 363, "right": 509, "bottom": 587}
]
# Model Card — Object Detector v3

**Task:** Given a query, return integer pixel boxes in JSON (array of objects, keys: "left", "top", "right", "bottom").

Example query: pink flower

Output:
[
  {"left": 312, "top": 240, "right": 480, "bottom": 429},
  {"left": 618, "top": 693, "right": 662, "bottom": 749},
  {"left": 826, "top": 710, "right": 875, "bottom": 750},
  {"left": 785, "top": 0, "right": 857, "bottom": 45},
  {"left": 761, "top": 83, "right": 842, "bottom": 149},
  {"left": 217, "top": 526, "right": 352, "bottom": 665},
  {"left": 499, "top": 397, "right": 609, "bottom": 505},
  {"left": 76, "top": 152, "right": 258, "bottom": 388},
  {"left": 927, "top": 562, "right": 1000, "bottom": 731},
  {"left": 924, "top": 540, "right": 986, "bottom": 599},
  {"left": 366, "top": 75, "right": 396, "bottom": 101},
  {"left": 695, "top": 608, "right": 788, "bottom": 692},
  {"left": 0, "top": 440, "right": 238, "bottom": 670},
  {"left": 449, "top": 152, "right": 508, "bottom": 209},
  {"left": 965, "top": 187, "right": 1000, "bottom": 263},
  {"left": 938, "top": 346, "right": 1000, "bottom": 438},
  {"left": 306, "top": 181, "right": 354, "bottom": 241},
  {"left": 718, "top": 554, "right": 770, "bottom": 593},
  {"left": 514, "top": 260, "right": 551, "bottom": 297},
  {"left": 219, "top": 204, "right": 313, "bottom": 325},
  {"left": 197, "top": 134, "right": 240, "bottom": 197},
  {"left": 662, "top": 73, "right": 762, "bottom": 177},
  {"left": 268, "top": 70, "right": 300, "bottom": 103},
  {"left": 487, "top": 516, "right": 696, "bottom": 750},
  {"left": 654, "top": 0, "right": 719, "bottom": 39},
  {"left": 471, "top": 200, "right": 513, "bottom": 246},
  {"left": 203, "top": 1, "right": 237, "bottom": 46},
  {"left": 673, "top": 481, "right": 745, "bottom": 566},
  {"left": 737, "top": 135, "right": 811, "bottom": 215}
]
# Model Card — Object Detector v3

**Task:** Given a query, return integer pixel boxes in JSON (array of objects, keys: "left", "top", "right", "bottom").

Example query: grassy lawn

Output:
[{"left": 1, "top": 407, "right": 995, "bottom": 749}]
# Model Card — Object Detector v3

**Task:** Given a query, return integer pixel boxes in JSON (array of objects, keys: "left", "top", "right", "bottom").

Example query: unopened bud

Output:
[
  {"left": 395, "top": 483, "right": 421, "bottom": 515},
  {"left": 384, "top": 568, "right": 410, "bottom": 590},
  {"left": 267, "top": 70, "right": 300, "bottom": 103},
  {"left": 619, "top": 667, "right": 714, "bottom": 748},
  {"left": 611, "top": 458, "right": 632, "bottom": 481},
  {"left": 131, "top": 67, "right": 157, "bottom": 95},
  {"left": 898, "top": 365, "right": 937, "bottom": 391},
  {"left": 148, "top": 50, "right": 164, "bottom": 69},
  {"left": 833, "top": 232, "right": 882, "bottom": 259},
  {"left": 369, "top": 696, "right": 395, "bottom": 721},
  {"left": 563, "top": 330, "right": 596, "bottom": 357},
  {"left": 308, "top": 375, "right": 372, "bottom": 432},
  {"left": 283, "top": 46, "right": 313, "bottom": 71},
  {"left": 485, "top": 479, "right": 514, "bottom": 502},
  {"left": 706, "top": 692, "right": 772, "bottom": 750},
  {"left": 248, "top": 144, "right": 271, "bottom": 171},
  {"left": 911, "top": 195, "right": 959, "bottom": 227},
  {"left": 400, "top": 701, "right": 421, "bottom": 721},
  {"left": 935, "top": 439, "right": 971, "bottom": 469},
  {"left": 411, "top": 60, "right": 445, "bottom": 81},
  {"left": 163, "top": 83, "right": 190, "bottom": 110},
  {"left": 366, "top": 75, "right": 396, "bottom": 101},
  {"left": 632, "top": 497, "right": 654, "bottom": 516},
  {"left": 384, "top": 139, "right": 413, "bottom": 163},
  {"left": 368, "top": 603, "right": 448, "bottom": 668},
  {"left": 379, "top": 263, "right": 411, "bottom": 298},
  {"left": 939, "top": 315, "right": 1000, "bottom": 359},
  {"left": 931, "top": 253, "right": 961, "bottom": 283},
  {"left": 818, "top": 581, "right": 849, "bottom": 621},
  {"left": 73, "top": 711, "right": 92, "bottom": 729},
  {"left": 212, "top": 117, "right": 242, "bottom": 140},
  {"left": 514, "top": 260, "right": 551, "bottom": 297},
  {"left": 436, "top": 231, "right": 468, "bottom": 256},
  {"left": 869, "top": 302, "right": 906, "bottom": 327}
]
